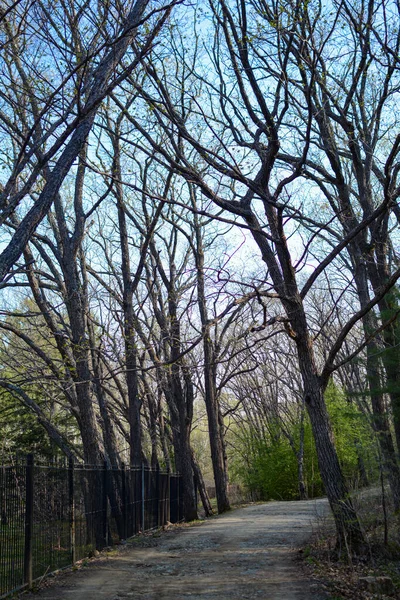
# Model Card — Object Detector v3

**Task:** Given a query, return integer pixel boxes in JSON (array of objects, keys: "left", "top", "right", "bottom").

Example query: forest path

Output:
[{"left": 25, "top": 499, "right": 330, "bottom": 600}]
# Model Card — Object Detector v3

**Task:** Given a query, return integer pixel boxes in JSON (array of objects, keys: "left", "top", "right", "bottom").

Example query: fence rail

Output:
[{"left": 0, "top": 455, "right": 182, "bottom": 599}]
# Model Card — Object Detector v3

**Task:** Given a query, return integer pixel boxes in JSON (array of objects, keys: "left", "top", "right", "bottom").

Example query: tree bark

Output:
[
  {"left": 303, "top": 377, "right": 365, "bottom": 553},
  {"left": 24, "top": 248, "right": 103, "bottom": 465},
  {"left": 191, "top": 449, "right": 213, "bottom": 517},
  {"left": 0, "top": 0, "right": 155, "bottom": 281},
  {"left": 247, "top": 212, "right": 366, "bottom": 553},
  {"left": 353, "top": 265, "right": 400, "bottom": 509},
  {"left": 114, "top": 140, "right": 143, "bottom": 466},
  {"left": 297, "top": 401, "right": 307, "bottom": 500},
  {"left": 193, "top": 206, "right": 230, "bottom": 513},
  {"left": 203, "top": 334, "right": 231, "bottom": 513},
  {"left": 165, "top": 368, "right": 198, "bottom": 522},
  {"left": 366, "top": 342, "right": 400, "bottom": 511}
]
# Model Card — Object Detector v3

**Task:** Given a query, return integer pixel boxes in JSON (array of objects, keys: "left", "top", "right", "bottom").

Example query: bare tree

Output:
[
  {"left": 0, "top": 0, "right": 175, "bottom": 282},
  {"left": 109, "top": 0, "right": 400, "bottom": 551},
  {"left": 272, "top": 0, "right": 400, "bottom": 508}
]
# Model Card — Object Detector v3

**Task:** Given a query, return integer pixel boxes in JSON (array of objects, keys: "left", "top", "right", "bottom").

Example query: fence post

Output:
[
  {"left": 23, "top": 453, "right": 34, "bottom": 589},
  {"left": 155, "top": 465, "right": 160, "bottom": 528},
  {"left": 68, "top": 457, "right": 76, "bottom": 565},
  {"left": 103, "top": 460, "right": 108, "bottom": 547},
  {"left": 121, "top": 462, "right": 127, "bottom": 540},
  {"left": 141, "top": 462, "right": 145, "bottom": 533}
]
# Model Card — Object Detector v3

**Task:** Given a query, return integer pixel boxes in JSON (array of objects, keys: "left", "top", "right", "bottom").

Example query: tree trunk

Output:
[
  {"left": 291, "top": 293, "right": 366, "bottom": 554},
  {"left": 159, "top": 413, "right": 171, "bottom": 472},
  {"left": 354, "top": 267, "right": 400, "bottom": 509},
  {"left": 377, "top": 295, "right": 400, "bottom": 454},
  {"left": 297, "top": 403, "right": 307, "bottom": 500},
  {"left": 193, "top": 207, "right": 230, "bottom": 513},
  {"left": 366, "top": 343, "right": 400, "bottom": 511},
  {"left": 191, "top": 450, "right": 213, "bottom": 517},
  {"left": 126, "top": 335, "right": 142, "bottom": 466},
  {"left": 250, "top": 211, "right": 366, "bottom": 553},
  {"left": 87, "top": 316, "right": 121, "bottom": 468},
  {"left": 203, "top": 336, "right": 231, "bottom": 513},
  {"left": 114, "top": 145, "right": 143, "bottom": 467},
  {"left": 355, "top": 440, "right": 369, "bottom": 488},
  {"left": 366, "top": 253, "right": 400, "bottom": 454},
  {"left": 24, "top": 247, "right": 103, "bottom": 466},
  {"left": 303, "top": 376, "right": 365, "bottom": 554},
  {"left": 162, "top": 368, "right": 198, "bottom": 521},
  {"left": 64, "top": 258, "right": 103, "bottom": 465}
]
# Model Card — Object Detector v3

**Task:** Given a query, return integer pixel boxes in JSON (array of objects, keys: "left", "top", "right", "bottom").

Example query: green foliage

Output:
[
  {"left": 0, "top": 300, "right": 78, "bottom": 460},
  {"left": 229, "top": 424, "right": 300, "bottom": 500},
  {"left": 326, "top": 383, "right": 377, "bottom": 485},
  {"left": 228, "top": 382, "right": 377, "bottom": 500},
  {"left": 0, "top": 390, "right": 59, "bottom": 458}
]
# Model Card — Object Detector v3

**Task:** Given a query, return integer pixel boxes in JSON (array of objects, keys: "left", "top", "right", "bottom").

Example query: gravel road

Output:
[{"left": 25, "top": 499, "right": 330, "bottom": 600}]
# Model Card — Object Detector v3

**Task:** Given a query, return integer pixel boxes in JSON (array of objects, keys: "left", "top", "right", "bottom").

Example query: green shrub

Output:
[{"left": 228, "top": 381, "right": 377, "bottom": 500}]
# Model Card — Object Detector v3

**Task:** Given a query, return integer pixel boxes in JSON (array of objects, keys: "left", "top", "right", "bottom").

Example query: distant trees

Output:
[{"left": 227, "top": 378, "right": 376, "bottom": 502}]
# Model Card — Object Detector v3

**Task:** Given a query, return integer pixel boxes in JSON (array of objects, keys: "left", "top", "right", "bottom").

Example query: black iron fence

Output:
[{"left": 0, "top": 455, "right": 182, "bottom": 599}]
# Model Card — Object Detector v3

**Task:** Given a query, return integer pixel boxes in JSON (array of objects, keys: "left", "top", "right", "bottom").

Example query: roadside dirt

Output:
[{"left": 24, "top": 499, "right": 330, "bottom": 600}]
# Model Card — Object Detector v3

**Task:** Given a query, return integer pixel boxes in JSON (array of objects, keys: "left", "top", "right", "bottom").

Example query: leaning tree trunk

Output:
[
  {"left": 299, "top": 352, "right": 365, "bottom": 554},
  {"left": 245, "top": 207, "right": 366, "bottom": 553},
  {"left": 191, "top": 449, "right": 213, "bottom": 517},
  {"left": 268, "top": 260, "right": 367, "bottom": 553}
]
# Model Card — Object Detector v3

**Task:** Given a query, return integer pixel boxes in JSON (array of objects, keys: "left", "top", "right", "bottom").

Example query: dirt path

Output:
[{"left": 26, "top": 499, "right": 330, "bottom": 600}]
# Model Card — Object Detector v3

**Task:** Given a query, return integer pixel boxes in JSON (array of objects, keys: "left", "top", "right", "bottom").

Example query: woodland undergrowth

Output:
[{"left": 303, "top": 487, "right": 400, "bottom": 599}]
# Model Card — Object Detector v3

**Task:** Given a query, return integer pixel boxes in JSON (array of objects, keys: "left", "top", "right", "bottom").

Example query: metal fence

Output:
[{"left": 0, "top": 455, "right": 182, "bottom": 599}]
